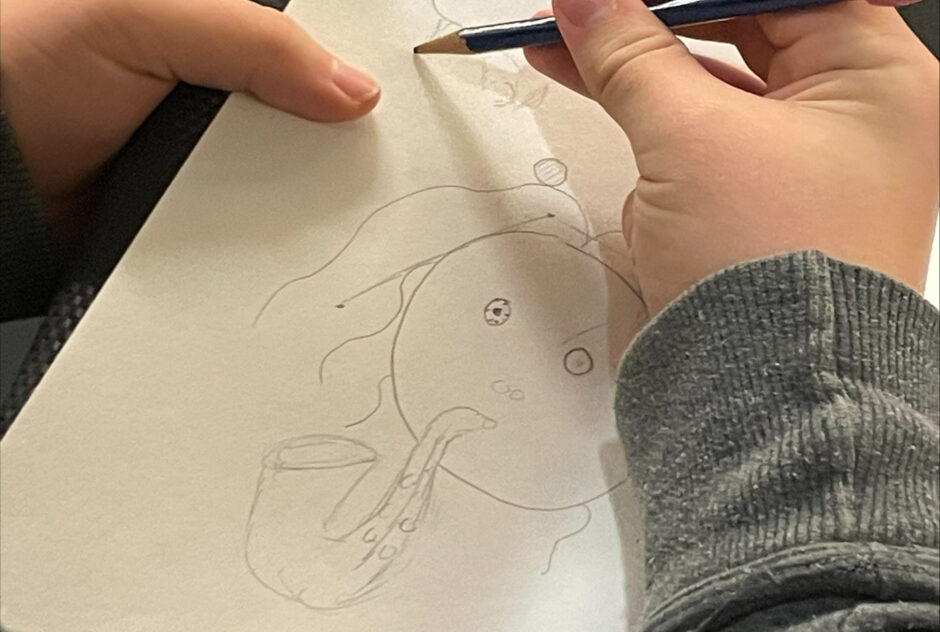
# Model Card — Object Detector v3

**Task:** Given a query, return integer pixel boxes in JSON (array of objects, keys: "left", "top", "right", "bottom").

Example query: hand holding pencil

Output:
[{"left": 510, "top": 0, "right": 938, "bottom": 316}]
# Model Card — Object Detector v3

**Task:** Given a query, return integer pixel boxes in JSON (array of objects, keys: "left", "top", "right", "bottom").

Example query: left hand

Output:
[{"left": 0, "top": 0, "right": 380, "bottom": 246}]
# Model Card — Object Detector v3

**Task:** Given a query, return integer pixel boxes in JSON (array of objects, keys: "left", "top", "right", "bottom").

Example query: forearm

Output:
[
  {"left": 617, "top": 251, "right": 940, "bottom": 631},
  {"left": 0, "top": 109, "right": 60, "bottom": 320}
]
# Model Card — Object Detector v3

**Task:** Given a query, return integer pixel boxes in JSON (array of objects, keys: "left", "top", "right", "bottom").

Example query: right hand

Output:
[{"left": 526, "top": 0, "right": 939, "bottom": 316}]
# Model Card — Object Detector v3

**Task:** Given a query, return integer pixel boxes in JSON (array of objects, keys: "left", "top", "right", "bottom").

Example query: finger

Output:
[
  {"left": 524, "top": 9, "right": 591, "bottom": 96},
  {"left": 675, "top": 17, "right": 776, "bottom": 80},
  {"left": 867, "top": 0, "right": 922, "bottom": 6},
  {"left": 111, "top": 0, "right": 379, "bottom": 122},
  {"left": 672, "top": 20, "right": 739, "bottom": 43},
  {"left": 692, "top": 54, "right": 767, "bottom": 94},
  {"left": 551, "top": 0, "right": 726, "bottom": 148},
  {"left": 525, "top": 43, "right": 591, "bottom": 97},
  {"left": 621, "top": 189, "right": 636, "bottom": 249},
  {"left": 755, "top": 0, "right": 922, "bottom": 92},
  {"left": 618, "top": 191, "right": 644, "bottom": 305}
]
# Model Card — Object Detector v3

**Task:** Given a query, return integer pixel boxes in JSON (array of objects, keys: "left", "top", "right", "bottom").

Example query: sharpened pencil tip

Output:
[{"left": 412, "top": 32, "right": 472, "bottom": 55}]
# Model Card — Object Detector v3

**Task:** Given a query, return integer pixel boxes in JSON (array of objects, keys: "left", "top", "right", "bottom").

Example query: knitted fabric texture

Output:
[{"left": 617, "top": 252, "right": 939, "bottom": 631}]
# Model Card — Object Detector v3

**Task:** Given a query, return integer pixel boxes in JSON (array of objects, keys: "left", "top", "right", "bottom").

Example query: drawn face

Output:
[{"left": 391, "top": 233, "right": 644, "bottom": 509}]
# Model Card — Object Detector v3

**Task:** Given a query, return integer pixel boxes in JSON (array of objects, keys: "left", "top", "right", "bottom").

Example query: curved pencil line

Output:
[
  {"left": 252, "top": 183, "right": 565, "bottom": 326},
  {"left": 584, "top": 229, "right": 623, "bottom": 244},
  {"left": 560, "top": 240, "right": 645, "bottom": 308},
  {"left": 430, "top": 0, "right": 461, "bottom": 26},
  {"left": 344, "top": 375, "right": 392, "bottom": 429},
  {"left": 495, "top": 213, "right": 557, "bottom": 234},
  {"left": 560, "top": 321, "right": 608, "bottom": 346},
  {"left": 388, "top": 230, "right": 638, "bottom": 509},
  {"left": 448, "top": 467, "right": 627, "bottom": 512},
  {"left": 318, "top": 274, "right": 411, "bottom": 384},
  {"left": 541, "top": 504, "right": 592, "bottom": 575},
  {"left": 338, "top": 257, "right": 441, "bottom": 308},
  {"left": 539, "top": 211, "right": 599, "bottom": 250},
  {"left": 493, "top": 82, "right": 517, "bottom": 108},
  {"left": 333, "top": 212, "right": 553, "bottom": 310},
  {"left": 542, "top": 188, "right": 591, "bottom": 245}
]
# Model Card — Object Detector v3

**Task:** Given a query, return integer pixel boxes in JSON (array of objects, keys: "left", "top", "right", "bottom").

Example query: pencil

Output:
[{"left": 413, "top": 0, "right": 845, "bottom": 54}]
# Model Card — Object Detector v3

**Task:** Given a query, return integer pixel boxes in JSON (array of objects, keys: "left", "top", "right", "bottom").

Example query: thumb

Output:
[
  {"left": 116, "top": 0, "right": 380, "bottom": 122},
  {"left": 552, "top": 0, "right": 720, "bottom": 144}
]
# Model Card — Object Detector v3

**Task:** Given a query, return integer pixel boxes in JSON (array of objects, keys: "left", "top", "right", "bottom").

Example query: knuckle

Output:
[{"left": 591, "top": 28, "right": 677, "bottom": 104}]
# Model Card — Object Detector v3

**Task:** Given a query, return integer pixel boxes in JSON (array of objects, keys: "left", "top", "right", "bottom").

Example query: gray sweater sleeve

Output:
[
  {"left": 616, "top": 251, "right": 939, "bottom": 632},
  {"left": 0, "top": 109, "right": 60, "bottom": 321}
]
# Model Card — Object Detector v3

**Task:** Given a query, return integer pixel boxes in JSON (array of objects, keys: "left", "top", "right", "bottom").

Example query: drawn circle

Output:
[
  {"left": 533, "top": 158, "right": 568, "bottom": 187},
  {"left": 483, "top": 298, "right": 511, "bottom": 326},
  {"left": 509, "top": 389, "right": 525, "bottom": 401},
  {"left": 392, "top": 233, "right": 644, "bottom": 510},
  {"left": 564, "top": 348, "right": 594, "bottom": 376}
]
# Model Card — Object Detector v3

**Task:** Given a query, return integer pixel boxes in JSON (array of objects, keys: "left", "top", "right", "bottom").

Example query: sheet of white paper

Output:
[{"left": 1, "top": 2, "right": 938, "bottom": 631}]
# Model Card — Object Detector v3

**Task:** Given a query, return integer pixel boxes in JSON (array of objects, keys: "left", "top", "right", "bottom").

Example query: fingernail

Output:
[
  {"left": 556, "top": 0, "right": 614, "bottom": 27},
  {"left": 482, "top": 418, "right": 498, "bottom": 430},
  {"left": 332, "top": 60, "right": 380, "bottom": 103}
]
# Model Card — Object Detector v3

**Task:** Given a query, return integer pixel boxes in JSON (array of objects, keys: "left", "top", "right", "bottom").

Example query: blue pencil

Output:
[{"left": 413, "top": 0, "right": 844, "bottom": 54}]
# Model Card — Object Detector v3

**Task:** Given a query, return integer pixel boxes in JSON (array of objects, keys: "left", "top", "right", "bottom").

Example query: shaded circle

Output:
[
  {"left": 483, "top": 298, "right": 511, "bottom": 326},
  {"left": 533, "top": 158, "right": 568, "bottom": 187},
  {"left": 564, "top": 347, "right": 594, "bottom": 376}
]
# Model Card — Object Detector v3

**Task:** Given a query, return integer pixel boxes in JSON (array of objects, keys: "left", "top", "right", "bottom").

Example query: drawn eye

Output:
[
  {"left": 484, "top": 298, "right": 511, "bottom": 326},
  {"left": 564, "top": 347, "right": 593, "bottom": 376}
]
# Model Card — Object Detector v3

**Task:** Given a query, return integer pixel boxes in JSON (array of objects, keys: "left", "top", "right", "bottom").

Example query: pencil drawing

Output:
[
  {"left": 254, "top": 158, "right": 590, "bottom": 328},
  {"left": 563, "top": 347, "right": 594, "bottom": 376},
  {"left": 483, "top": 298, "right": 512, "bottom": 326},
  {"left": 246, "top": 408, "right": 494, "bottom": 610},
  {"left": 245, "top": 158, "right": 646, "bottom": 611},
  {"left": 426, "top": 0, "right": 551, "bottom": 109}
]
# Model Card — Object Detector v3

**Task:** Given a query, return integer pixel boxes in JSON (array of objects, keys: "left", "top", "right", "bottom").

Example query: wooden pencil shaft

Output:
[
  {"left": 461, "top": 17, "right": 559, "bottom": 52},
  {"left": 418, "top": 0, "right": 845, "bottom": 54}
]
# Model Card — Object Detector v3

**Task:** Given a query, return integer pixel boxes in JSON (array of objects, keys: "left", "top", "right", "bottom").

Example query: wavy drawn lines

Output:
[
  {"left": 541, "top": 504, "right": 592, "bottom": 575},
  {"left": 344, "top": 376, "right": 392, "bottom": 429},
  {"left": 429, "top": 0, "right": 460, "bottom": 25},
  {"left": 328, "top": 212, "right": 561, "bottom": 313},
  {"left": 560, "top": 240, "right": 644, "bottom": 308},
  {"left": 584, "top": 229, "right": 623, "bottom": 245},
  {"left": 560, "top": 322, "right": 607, "bottom": 346},
  {"left": 253, "top": 182, "right": 577, "bottom": 327},
  {"left": 336, "top": 256, "right": 440, "bottom": 309},
  {"left": 318, "top": 273, "right": 413, "bottom": 384},
  {"left": 496, "top": 212, "right": 558, "bottom": 234},
  {"left": 429, "top": 0, "right": 461, "bottom": 37}
]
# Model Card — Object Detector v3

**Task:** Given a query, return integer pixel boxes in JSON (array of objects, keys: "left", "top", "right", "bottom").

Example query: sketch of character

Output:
[
  {"left": 245, "top": 159, "right": 645, "bottom": 611},
  {"left": 427, "top": 0, "right": 551, "bottom": 109}
]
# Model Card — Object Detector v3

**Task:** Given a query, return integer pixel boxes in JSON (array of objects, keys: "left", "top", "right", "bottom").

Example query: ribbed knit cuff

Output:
[
  {"left": 616, "top": 251, "right": 939, "bottom": 628},
  {"left": 0, "top": 109, "right": 59, "bottom": 320}
]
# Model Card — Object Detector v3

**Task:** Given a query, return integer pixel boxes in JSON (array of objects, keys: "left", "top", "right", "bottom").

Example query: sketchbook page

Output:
[
  {"left": 0, "top": 2, "right": 931, "bottom": 631},
  {"left": 0, "top": 2, "right": 643, "bottom": 630},
  {"left": 926, "top": 224, "right": 940, "bottom": 306}
]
